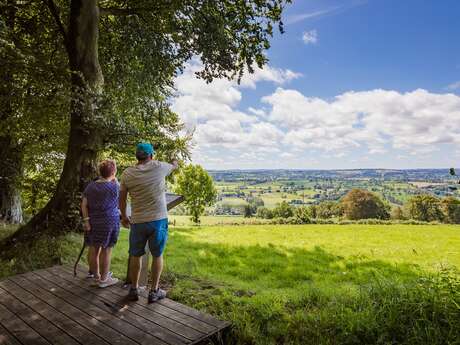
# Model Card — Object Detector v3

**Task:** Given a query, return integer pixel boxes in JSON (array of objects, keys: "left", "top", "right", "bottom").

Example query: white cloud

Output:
[
  {"left": 172, "top": 61, "right": 300, "bottom": 128},
  {"left": 262, "top": 88, "right": 460, "bottom": 154},
  {"left": 286, "top": 8, "right": 339, "bottom": 24},
  {"left": 302, "top": 30, "right": 318, "bottom": 45},
  {"left": 247, "top": 107, "right": 266, "bottom": 117},
  {"left": 281, "top": 152, "right": 295, "bottom": 158},
  {"left": 172, "top": 60, "right": 460, "bottom": 169},
  {"left": 285, "top": 1, "right": 368, "bottom": 25},
  {"left": 239, "top": 65, "right": 302, "bottom": 89},
  {"left": 171, "top": 61, "right": 301, "bottom": 163},
  {"left": 447, "top": 81, "right": 460, "bottom": 90}
]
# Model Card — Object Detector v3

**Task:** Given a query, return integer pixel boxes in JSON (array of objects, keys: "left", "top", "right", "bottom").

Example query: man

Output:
[{"left": 119, "top": 143, "right": 178, "bottom": 303}]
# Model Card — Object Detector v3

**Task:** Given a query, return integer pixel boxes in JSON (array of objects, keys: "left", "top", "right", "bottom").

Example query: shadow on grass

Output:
[
  {"left": 0, "top": 224, "right": 83, "bottom": 279},
  {"left": 164, "top": 227, "right": 460, "bottom": 345},
  {"left": 167, "top": 227, "right": 422, "bottom": 292},
  {"left": 1, "top": 225, "right": 459, "bottom": 344}
]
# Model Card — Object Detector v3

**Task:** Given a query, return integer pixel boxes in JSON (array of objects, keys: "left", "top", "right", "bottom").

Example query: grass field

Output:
[
  {"left": 169, "top": 215, "right": 270, "bottom": 226},
  {"left": 220, "top": 197, "right": 249, "bottom": 207},
  {"left": 106, "top": 223, "right": 460, "bottom": 344},
  {"left": 1, "top": 222, "right": 459, "bottom": 344}
]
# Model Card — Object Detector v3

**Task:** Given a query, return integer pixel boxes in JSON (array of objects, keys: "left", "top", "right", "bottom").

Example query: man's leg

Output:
[
  {"left": 150, "top": 254, "right": 163, "bottom": 291},
  {"left": 129, "top": 256, "right": 142, "bottom": 288},
  {"left": 147, "top": 219, "right": 168, "bottom": 303},
  {"left": 128, "top": 223, "right": 147, "bottom": 292}
]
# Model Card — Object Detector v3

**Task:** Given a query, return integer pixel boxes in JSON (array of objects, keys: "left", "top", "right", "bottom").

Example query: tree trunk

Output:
[
  {"left": 0, "top": 136, "right": 23, "bottom": 224},
  {"left": 0, "top": 0, "right": 104, "bottom": 257},
  {"left": 0, "top": 0, "right": 24, "bottom": 224}
]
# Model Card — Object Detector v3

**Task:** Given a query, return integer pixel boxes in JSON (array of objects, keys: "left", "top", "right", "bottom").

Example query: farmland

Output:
[{"left": 203, "top": 169, "right": 460, "bottom": 216}]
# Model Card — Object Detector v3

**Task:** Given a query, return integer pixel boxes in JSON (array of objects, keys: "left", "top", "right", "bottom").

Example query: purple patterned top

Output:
[{"left": 83, "top": 180, "right": 120, "bottom": 247}]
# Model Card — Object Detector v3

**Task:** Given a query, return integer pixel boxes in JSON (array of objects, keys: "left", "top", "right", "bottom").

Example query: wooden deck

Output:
[{"left": 0, "top": 265, "right": 230, "bottom": 345}]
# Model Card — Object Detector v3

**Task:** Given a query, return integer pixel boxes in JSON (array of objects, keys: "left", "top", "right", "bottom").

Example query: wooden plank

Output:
[
  {"left": 63, "top": 266, "right": 217, "bottom": 333},
  {"left": 34, "top": 269, "right": 190, "bottom": 345},
  {"left": 0, "top": 280, "right": 110, "bottom": 345},
  {"left": 72, "top": 265, "right": 229, "bottom": 329},
  {"left": 0, "top": 287, "right": 79, "bottom": 345},
  {"left": 0, "top": 303, "right": 50, "bottom": 345},
  {"left": 0, "top": 322, "right": 22, "bottom": 345},
  {"left": 8, "top": 274, "right": 138, "bottom": 345},
  {"left": 51, "top": 266, "right": 206, "bottom": 341},
  {"left": 23, "top": 271, "right": 171, "bottom": 345}
]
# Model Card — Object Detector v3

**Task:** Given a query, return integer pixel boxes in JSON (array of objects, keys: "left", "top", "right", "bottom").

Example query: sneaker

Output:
[
  {"left": 90, "top": 277, "right": 100, "bottom": 287},
  {"left": 99, "top": 276, "right": 119, "bottom": 288},
  {"left": 86, "top": 271, "right": 95, "bottom": 279},
  {"left": 128, "top": 287, "right": 139, "bottom": 301},
  {"left": 148, "top": 288, "right": 166, "bottom": 304}
]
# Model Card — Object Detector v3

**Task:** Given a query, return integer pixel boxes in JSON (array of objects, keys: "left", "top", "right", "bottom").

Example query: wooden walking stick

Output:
[{"left": 74, "top": 238, "right": 86, "bottom": 277}]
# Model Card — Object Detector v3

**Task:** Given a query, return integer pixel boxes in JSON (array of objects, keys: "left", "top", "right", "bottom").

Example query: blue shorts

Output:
[{"left": 129, "top": 218, "right": 168, "bottom": 257}]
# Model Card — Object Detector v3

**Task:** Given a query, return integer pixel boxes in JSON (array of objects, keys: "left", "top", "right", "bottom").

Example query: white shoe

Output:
[{"left": 99, "top": 276, "right": 119, "bottom": 288}]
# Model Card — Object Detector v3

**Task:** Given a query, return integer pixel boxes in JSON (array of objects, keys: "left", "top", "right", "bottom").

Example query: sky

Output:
[{"left": 171, "top": 0, "right": 460, "bottom": 170}]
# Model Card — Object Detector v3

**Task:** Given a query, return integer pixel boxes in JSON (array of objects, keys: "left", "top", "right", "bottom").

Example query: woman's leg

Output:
[
  {"left": 89, "top": 246, "right": 101, "bottom": 279},
  {"left": 99, "top": 247, "right": 113, "bottom": 281}
]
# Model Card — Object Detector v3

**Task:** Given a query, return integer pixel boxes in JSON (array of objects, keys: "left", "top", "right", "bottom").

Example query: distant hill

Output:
[{"left": 209, "top": 169, "right": 456, "bottom": 183}]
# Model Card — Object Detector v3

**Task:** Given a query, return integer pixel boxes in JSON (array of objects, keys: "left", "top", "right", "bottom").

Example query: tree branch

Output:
[
  {"left": 44, "top": 0, "right": 69, "bottom": 50},
  {"left": 99, "top": 7, "right": 138, "bottom": 16},
  {"left": 99, "top": 5, "right": 165, "bottom": 16}
]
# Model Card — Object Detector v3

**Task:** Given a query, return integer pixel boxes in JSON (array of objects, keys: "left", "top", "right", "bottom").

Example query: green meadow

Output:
[
  {"left": 108, "top": 223, "right": 460, "bottom": 345},
  {"left": 2, "top": 222, "right": 459, "bottom": 344},
  {"left": 169, "top": 215, "right": 270, "bottom": 226}
]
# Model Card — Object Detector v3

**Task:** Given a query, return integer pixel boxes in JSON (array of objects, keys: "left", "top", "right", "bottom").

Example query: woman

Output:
[{"left": 81, "top": 159, "right": 120, "bottom": 288}]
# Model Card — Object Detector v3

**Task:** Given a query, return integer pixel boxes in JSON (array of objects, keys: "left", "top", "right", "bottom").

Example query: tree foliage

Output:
[
  {"left": 390, "top": 206, "right": 406, "bottom": 220},
  {"left": 0, "top": 0, "right": 290, "bottom": 252},
  {"left": 273, "top": 201, "right": 294, "bottom": 218},
  {"left": 294, "top": 206, "right": 311, "bottom": 223},
  {"left": 256, "top": 206, "right": 274, "bottom": 219},
  {"left": 341, "top": 189, "right": 390, "bottom": 220},
  {"left": 0, "top": 1, "right": 69, "bottom": 223},
  {"left": 316, "top": 201, "right": 343, "bottom": 219},
  {"left": 174, "top": 164, "right": 217, "bottom": 224},
  {"left": 405, "top": 195, "right": 444, "bottom": 222},
  {"left": 440, "top": 197, "right": 460, "bottom": 224}
]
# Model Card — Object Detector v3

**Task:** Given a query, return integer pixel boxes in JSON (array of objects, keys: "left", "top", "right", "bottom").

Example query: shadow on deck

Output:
[{"left": 0, "top": 265, "right": 230, "bottom": 345}]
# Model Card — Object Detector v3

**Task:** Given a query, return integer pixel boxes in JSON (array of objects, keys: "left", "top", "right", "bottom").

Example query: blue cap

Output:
[{"left": 136, "top": 143, "right": 154, "bottom": 156}]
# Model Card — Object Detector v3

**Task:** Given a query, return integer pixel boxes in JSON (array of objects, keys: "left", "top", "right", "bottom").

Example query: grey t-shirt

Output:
[{"left": 120, "top": 160, "right": 174, "bottom": 224}]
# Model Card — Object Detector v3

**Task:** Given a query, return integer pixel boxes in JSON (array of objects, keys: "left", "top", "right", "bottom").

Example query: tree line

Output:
[{"left": 254, "top": 188, "right": 460, "bottom": 224}]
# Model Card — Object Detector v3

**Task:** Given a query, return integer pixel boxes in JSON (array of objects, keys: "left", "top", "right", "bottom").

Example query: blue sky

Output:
[{"left": 171, "top": 0, "right": 460, "bottom": 170}]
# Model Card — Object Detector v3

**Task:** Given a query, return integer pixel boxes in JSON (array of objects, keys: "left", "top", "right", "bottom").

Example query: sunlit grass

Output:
[
  {"left": 105, "top": 223, "right": 460, "bottom": 344},
  {"left": 2, "top": 222, "right": 459, "bottom": 344},
  {"left": 169, "top": 215, "right": 270, "bottom": 226},
  {"left": 220, "top": 197, "right": 249, "bottom": 206}
]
